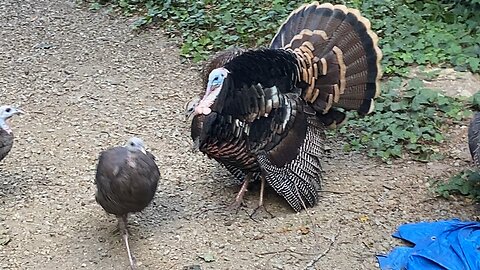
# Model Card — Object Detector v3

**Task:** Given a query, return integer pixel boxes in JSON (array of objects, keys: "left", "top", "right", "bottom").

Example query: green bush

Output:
[
  {"left": 353, "top": 0, "right": 480, "bottom": 74},
  {"left": 90, "top": 0, "right": 480, "bottom": 74},
  {"left": 336, "top": 77, "right": 471, "bottom": 162},
  {"left": 133, "top": 1, "right": 310, "bottom": 62},
  {"left": 436, "top": 169, "right": 480, "bottom": 201}
]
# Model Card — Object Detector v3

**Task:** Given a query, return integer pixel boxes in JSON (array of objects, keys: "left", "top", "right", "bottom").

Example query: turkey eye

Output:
[
  {"left": 5, "top": 108, "right": 11, "bottom": 113},
  {"left": 130, "top": 142, "right": 135, "bottom": 146}
]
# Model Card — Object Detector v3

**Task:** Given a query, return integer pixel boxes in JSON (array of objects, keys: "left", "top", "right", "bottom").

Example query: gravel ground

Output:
[{"left": 0, "top": 1, "right": 478, "bottom": 269}]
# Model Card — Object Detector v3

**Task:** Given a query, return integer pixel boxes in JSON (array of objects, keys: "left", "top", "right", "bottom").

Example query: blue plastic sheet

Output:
[{"left": 377, "top": 219, "right": 480, "bottom": 270}]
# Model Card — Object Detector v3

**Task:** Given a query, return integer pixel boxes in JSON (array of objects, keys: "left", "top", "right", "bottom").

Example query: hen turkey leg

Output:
[
  {"left": 118, "top": 215, "right": 136, "bottom": 270},
  {"left": 228, "top": 172, "right": 252, "bottom": 211}
]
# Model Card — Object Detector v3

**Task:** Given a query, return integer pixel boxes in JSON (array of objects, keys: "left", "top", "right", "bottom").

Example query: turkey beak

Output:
[
  {"left": 207, "top": 84, "right": 220, "bottom": 95},
  {"left": 4, "top": 108, "right": 25, "bottom": 121},
  {"left": 15, "top": 108, "right": 25, "bottom": 115},
  {"left": 186, "top": 110, "right": 195, "bottom": 122},
  {"left": 140, "top": 147, "right": 147, "bottom": 155},
  {"left": 185, "top": 97, "right": 200, "bottom": 122}
]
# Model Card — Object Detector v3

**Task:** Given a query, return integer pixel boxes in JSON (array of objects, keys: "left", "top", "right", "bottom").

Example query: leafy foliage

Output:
[
  {"left": 435, "top": 169, "right": 480, "bottom": 201},
  {"left": 88, "top": 0, "right": 480, "bottom": 74},
  {"left": 351, "top": 0, "right": 480, "bottom": 75},
  {"left": 337, "top": 78, "right": 471, "bottom": 162},
  {"left": 470, "top": 91, "right": 480, "bottom": 110},
  {"left": 128, "top": 0, "right": 310, "bottom": 62}
]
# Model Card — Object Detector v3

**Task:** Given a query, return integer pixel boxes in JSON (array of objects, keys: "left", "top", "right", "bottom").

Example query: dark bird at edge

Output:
[{"left": 0, "top": 105, "right": 24, "bottom": 163}]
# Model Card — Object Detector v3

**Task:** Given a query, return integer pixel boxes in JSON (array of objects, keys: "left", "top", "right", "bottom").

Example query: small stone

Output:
[{"left": 0, "top": 234, "right": 11, "bottom": 246}]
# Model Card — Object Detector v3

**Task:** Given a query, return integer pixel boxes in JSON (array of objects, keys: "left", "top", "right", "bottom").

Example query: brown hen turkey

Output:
[
  {"left": 95, "top": 137, "right": 160, "bottom": 269},
  {"left": 187, "top": 2, "right": 382, "bottom": 212}
]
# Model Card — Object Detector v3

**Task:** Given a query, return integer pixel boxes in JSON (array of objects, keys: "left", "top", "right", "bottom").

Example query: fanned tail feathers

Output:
[{"left": 270, "top": 2, "right": 382, "bottom": 118}]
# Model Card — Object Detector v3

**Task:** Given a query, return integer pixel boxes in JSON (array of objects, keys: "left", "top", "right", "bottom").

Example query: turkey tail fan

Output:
[
  {"left": 468, "top": 112, "right": 480, "bottom": 167},
  {"left": 270, "top": 2, "right": 382, "bottom": 116}
]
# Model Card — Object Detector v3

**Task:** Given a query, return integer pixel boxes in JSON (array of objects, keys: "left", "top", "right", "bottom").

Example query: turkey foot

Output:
[
  {"left": 250, "top": 176, "right": 274, "bottom": 221},
  {"left": 111, "top": 219, "right": 132, "bottom": 236},
  {"left": 227, "top": 173, "right": 251, "bottom": 213},
  {"left": 118, "top": 215, "right": 136, "bottom": 270}
]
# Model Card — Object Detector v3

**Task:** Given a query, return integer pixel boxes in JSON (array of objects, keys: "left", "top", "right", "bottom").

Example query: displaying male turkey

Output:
[
  {"left": 187, "top": 2, "right": 382, "bottom": 212},
  {"left": 468, "top": 112, "right": 480, "bottom": 167},
  {"left": 95, "top": 137, "right": 160, "bottom": 270},
  {"left": 0, "top": 105, "right": 24, "bottom": 163}
]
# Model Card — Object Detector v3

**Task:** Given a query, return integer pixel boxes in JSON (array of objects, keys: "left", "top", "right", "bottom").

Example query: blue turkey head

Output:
[
  {"left": 0, "top": 105, "right": 24, "bottom": 120},
  {"left": 125, "top": 137, "right": 146, "bottom": 154},
  {"left": 195, "top": 68, "right": 229, "bottom": 116},
  {"left": 0, "top": 105, "right": 24, "bottom": 134}
]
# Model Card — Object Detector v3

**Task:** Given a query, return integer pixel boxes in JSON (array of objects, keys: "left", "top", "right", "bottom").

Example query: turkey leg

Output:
[
  {"left": 228, "top": 172, "right": 252, "bottom": 211},
  {"left": 250, "top": 176, "right": 274, "bottom": 220},
  {"left": 118, "top": 215, "right": 136, "bottom": 270}
]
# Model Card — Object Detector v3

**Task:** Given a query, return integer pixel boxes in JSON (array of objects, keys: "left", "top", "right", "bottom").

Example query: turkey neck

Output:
[{"left": 0, "top": 119, "right": 12, "bottom": 134}]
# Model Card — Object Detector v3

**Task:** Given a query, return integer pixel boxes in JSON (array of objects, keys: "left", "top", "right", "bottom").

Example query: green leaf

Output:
[
  {"left": 468, "top": 58, "right": 480, "bottom": 72},
  {"left": 471, "top": 92, "right": 480, "bottom": 109},
  {"left": 435, "top": 169, "right": 480, "bottom": 201},
  {"left": 390, "top": 102, "right": 403, "bottom": 111}
]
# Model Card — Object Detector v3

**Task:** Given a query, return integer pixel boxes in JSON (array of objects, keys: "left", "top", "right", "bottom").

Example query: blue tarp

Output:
[{"left": 377, "top": 219, "right": 480, "bottom": 270}]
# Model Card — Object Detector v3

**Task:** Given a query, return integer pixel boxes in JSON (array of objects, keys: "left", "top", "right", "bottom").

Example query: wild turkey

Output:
[
  {"left": 95, "top": 137, "right": 160, "bottom": 269},
  {"left": 0, "top": 105, "right": 24, "bottom": 162},
  {"left": 187, "top": 2, "right": 382, "bottom": 212},
  {"left": 468, "top": 112, "right": 480, "bottom": 167}
]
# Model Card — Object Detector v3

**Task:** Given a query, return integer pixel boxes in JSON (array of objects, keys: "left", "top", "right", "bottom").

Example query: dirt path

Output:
[{"left": 0, "top": 1, "right": 477, "bottom": 269}]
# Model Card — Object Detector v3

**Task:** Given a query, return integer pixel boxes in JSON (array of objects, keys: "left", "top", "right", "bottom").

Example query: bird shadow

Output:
[
  {"left": 0, "top": 168, "right": 32, "bottom": 201},
  {"left": 190, "top": 165, "right": 295, "bottom": 220},
  {"left": 135, "top": 192, "right": 186, "bottom": 231}
]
